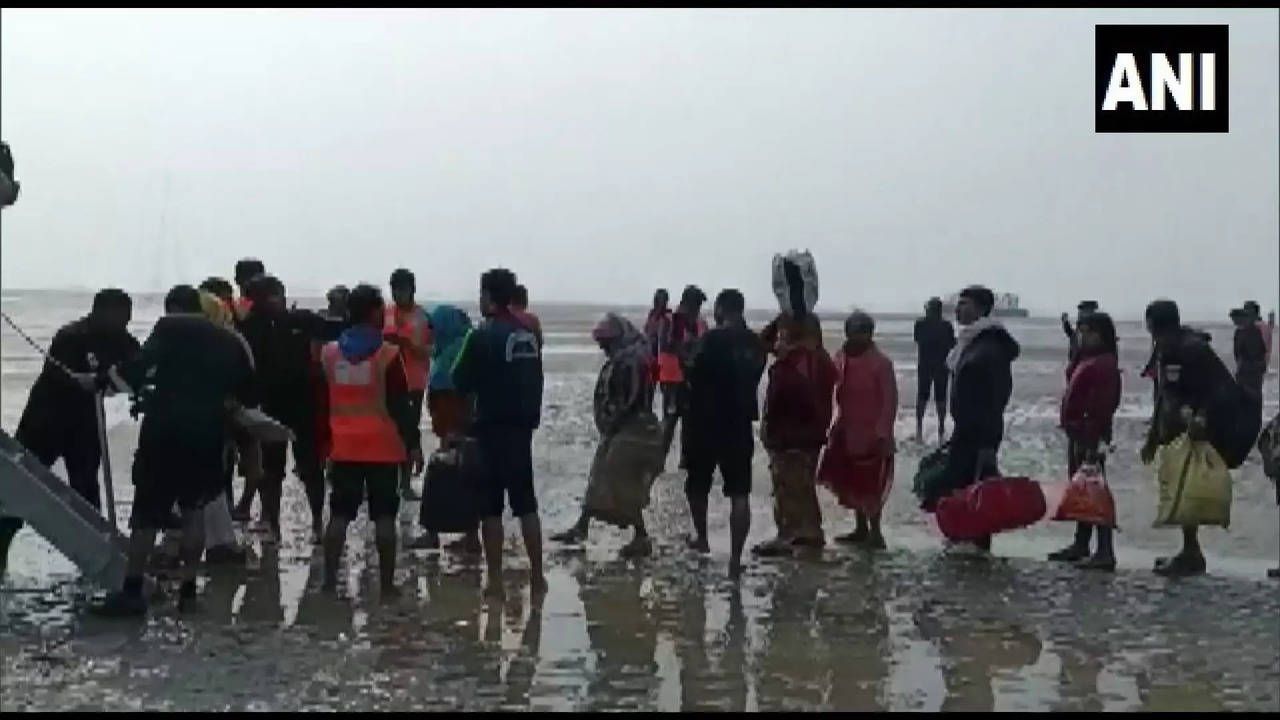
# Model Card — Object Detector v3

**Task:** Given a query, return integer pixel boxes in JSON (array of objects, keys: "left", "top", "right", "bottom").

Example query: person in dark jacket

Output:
[
  {"left": 93, "top": 285, "right": 256, "bottom": 616},
  {"left": 1140, "top": 300, "right": 1240, "bottom": 577},
  {"left": 1231, "top": 308, "right": 1267, "bottom": 403},
  {"left": 452, "top": 268, "right": 546, "bottom": 599},
  {"left": 317, "top": 285, "right": 351, "bottom": 344},
  {"left": 1049, "top": 312, "right": 1121, "bottom": 571},
  {"left": 1, "top": 290, "right": 140, "bottom": 576},
  {"left": 931, "top": 285, "right": 1021, "bottom": 552},
  {"left": 236, "top": 275, "right": 327, "bottom": 542},
  {"left": 756, "top": 312, "right": 837, "bottom": 557},
  {"left": 913, "top": 297, "right": 955, "bottom": 443},
  {"left": 683, "top": 289, "right": 767, "bottom": 579}
]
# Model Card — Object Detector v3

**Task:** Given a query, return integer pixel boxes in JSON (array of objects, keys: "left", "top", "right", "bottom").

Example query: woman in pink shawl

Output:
[{"left": 819, "top": 311, "right": 899, "bottom": 549}]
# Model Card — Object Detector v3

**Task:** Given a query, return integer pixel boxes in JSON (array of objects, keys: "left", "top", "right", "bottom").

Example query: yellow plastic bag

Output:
[{"left": 1154, "top": 434, "right": 1232, "bottom": 528}]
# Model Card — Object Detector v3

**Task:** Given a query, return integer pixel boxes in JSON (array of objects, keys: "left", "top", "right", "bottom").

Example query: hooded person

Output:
[
  {"left": 926, "top": 285, "right": 1021, "bottom": 553},
  {"left": 408, "top": 303, "right": 481, "bottom": 554},
  {"left": 551, "top": 312, "right": 661, "bottom": 557}
]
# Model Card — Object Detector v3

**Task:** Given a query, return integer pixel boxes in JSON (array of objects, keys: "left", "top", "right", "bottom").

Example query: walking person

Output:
[
  {"left": 451, "top": 268, "right": 547, "bottom": 598},
  {"left": 755, "top": 312, "right": 836, "bottom": 557},
  {"left": 551, "top": 312, "right": 660, "bottom": 558},
  {"left": 643, "top": 289, "right": 673, "bottom": 412},
  {"left": 819, "top": 311, "right": 898, "bottom": 550},
  {"left": 682, "top": 289, "right": 767, "bottom": 579},
  {"left": 317, "top": 284, "right": 424, "bottom": 597},
  {"left": 1049, "top": 312, "right": 1121, "bottom": 571},
  {"left": 913, "top": 298, "right": 954, "bottom": 443}
]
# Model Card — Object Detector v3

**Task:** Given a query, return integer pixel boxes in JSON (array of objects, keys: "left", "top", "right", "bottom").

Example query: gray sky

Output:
[{"left": 1, "top": 8, "right": 1276, "bottom": 319}]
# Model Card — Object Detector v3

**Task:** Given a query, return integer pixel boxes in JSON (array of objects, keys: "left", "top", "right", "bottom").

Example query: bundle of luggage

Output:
[{"left": 771, "top": 250, "right": 819, "bottom": 317}]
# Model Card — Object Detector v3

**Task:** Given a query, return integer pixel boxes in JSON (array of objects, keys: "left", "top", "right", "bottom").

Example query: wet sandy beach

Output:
[{"left": 2, "top": 304, "right": 1279, "bottom": 711}]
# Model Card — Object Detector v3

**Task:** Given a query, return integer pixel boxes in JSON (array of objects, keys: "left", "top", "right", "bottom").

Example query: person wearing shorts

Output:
[
  {"left": 93, "top": 285, "right": 255, "bottom": 617},
  {"left": 318, "top": 284, "right": 423, "bottom": 597},
  {"left": 452, "top": 268, "right": 546, "bottom": 599},
  {"left": 682, "top": 289, "right": 766, "bottom": 580}
]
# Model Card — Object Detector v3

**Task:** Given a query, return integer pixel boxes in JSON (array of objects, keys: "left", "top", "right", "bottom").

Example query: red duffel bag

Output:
[{"left": 936, "top": 476, "right": 1048, "bottom": 540}]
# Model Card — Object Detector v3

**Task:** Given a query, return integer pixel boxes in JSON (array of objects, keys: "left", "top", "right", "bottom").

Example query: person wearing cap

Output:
[
  {"left": 385, "top": 268, "right": 433, "bottom": 500},
  {"left": 658, "top": 285, "right": 709, "bottom": 471}
]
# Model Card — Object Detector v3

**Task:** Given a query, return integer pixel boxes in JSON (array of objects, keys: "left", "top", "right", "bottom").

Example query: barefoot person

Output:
[
  {"left": 683, "top": 289, "right": 767, "bottom": 578},
  {"left": 452, "top": 268, "right": 546, "bottom": 598},
  {"left": 385, "top": 268, "right": 432, "bottom": 500},
  {"left": 552, "top": 312, "right": 658, "bottom": 558},
  {"left": 755, "top": 312, "right": 836, "bottom": 557},
  {"left": 1049, "top": 311, "right": 1121, "bottom": 571},
  {"left": 913, "top": 298, "right": 954, "bottom": 443},
  {"left": 820, "top": 311, "right": 898, "bottom": 550},
  {"left": 317, "top": 284, "right": 424, "bottom": 597}
]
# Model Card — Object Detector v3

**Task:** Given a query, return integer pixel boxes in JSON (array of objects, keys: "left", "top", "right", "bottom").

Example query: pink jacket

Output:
[{"left": 829, "top": 345, "right": 898, "bottom": 457}]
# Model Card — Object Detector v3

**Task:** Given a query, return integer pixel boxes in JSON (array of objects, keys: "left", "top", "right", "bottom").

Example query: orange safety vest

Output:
[
  {"left": 657, "top": 317, "right": 707, "bottom": 384},
  {"left": 384, "top": 305, "right": 431, "bottom": 391},
  {"left": 322, "top": 341, "right": 409, "bottom": 464}
]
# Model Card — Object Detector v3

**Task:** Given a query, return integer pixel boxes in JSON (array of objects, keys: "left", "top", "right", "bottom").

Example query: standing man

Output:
[
  {"left": 385, "top": 268, "right": 432, "bottom": 500},
  {"left": 511, "top": 284, "right": 544, "bottom": 350},
  {"left": 1, "top": 290, "right": 140, "bottom": 575},
  {"left": 1230, "top": 308, "right": 1267, "bottom": 411},
  {"left": 659, "top": 285, "right": 709, "bottom": 471},
  {"left": 93, "top": 285, "right": 255, "bottom": 616},
  {"left": 913, "top": 297, "right": 955, "bottom": 443},
  {"left": 1242, "top": 301, "right": 1272, "bottom": 374},
  {"left": 682, "top": 289, "right": 767, "bottom": 579},
  {"left": 451, "top": 268, "right": 546, "bottom": 599},
  {"left": 927, "top": 286, "right": 1020, "bottom": 552},
  {"left": 317, "top": 284, "right": 423, "bottom": 598},
  {"left": 238, "top": 275, "right": 327, "bottom": 543},
  {"left": 318, "top": 285, "right": 351, "bottom": 344}
]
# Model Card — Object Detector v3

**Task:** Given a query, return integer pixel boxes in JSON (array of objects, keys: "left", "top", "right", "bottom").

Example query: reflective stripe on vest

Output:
[
  {"left": 384, "top": 305, "right": 431, "bottom": 391},
  {"left": 322, "top": 342, "right": 408, "bottom": 463}
]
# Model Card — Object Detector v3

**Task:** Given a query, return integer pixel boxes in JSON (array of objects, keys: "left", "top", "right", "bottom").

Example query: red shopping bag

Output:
[{"left": 1052, "top": 466, "right": 1116, "bottom": 527}]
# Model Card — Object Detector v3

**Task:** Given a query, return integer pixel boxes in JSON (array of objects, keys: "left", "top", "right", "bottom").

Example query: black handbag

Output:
[{"left": 419, "top": 438, "right": 482, "bottom": 533}]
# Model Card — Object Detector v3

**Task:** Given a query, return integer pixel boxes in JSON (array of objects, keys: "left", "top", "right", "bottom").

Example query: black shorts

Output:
[
  {"left": 477, "top": 427, "right": 537, "bottom": 518},
  {"left": 684, "top": 426, "right": 754, "bottom": 498},
  {"left": 328, "top": 462, "right": 400, "bottom": 520},
  {"left": 129, "top": 439, "right": 224, "bottom": 530},
  {"left": 917, "top": 364, "right": 949, "bottom": 406}
]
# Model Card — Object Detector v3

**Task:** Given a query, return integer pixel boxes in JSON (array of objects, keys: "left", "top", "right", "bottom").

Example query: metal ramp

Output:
[{"left": 0, "top": 429, "right": 128, "bottom": 589}]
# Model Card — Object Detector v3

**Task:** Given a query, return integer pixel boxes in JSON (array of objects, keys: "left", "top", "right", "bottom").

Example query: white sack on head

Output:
[{"left": 771, "top": 249, "right": 819, "bottom": 316}]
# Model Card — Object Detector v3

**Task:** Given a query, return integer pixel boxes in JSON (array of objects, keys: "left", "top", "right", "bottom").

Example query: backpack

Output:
[{"left": 1205, "top": 376, "right": 1263, "bottom": 470}]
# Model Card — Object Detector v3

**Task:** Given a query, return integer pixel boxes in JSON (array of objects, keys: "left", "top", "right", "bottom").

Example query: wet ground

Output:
[{"left": 2, "top": 301, "right": 1279, "bottom": 710}]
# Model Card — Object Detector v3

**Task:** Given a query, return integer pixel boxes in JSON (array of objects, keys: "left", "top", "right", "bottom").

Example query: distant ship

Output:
[{"left": 940, "top": 292, "right": 1030, "bottom": 318}]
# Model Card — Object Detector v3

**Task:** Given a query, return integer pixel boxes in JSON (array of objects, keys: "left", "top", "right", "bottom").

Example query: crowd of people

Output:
[{"left": 1, "top": 144, "right": 1277, "bottom": 616}]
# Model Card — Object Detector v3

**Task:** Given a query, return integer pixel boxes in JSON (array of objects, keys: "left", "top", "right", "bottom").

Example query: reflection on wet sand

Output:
[{"left": 3, "top": 487, "right": 1278, "bottom": 710}]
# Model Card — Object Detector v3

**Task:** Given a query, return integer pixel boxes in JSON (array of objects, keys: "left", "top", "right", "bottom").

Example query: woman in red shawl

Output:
[{"left": 819, "top": 311, "right": 898, "bottom": 549}]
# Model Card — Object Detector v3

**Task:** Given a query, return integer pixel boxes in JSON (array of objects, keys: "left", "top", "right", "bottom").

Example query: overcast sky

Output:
[{"left": 1, "top": 8, "right": 1276, "bottom": 319}]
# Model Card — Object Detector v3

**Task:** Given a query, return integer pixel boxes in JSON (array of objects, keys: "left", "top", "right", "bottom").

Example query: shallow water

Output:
[{"left": 2, "top": 292, "right": 1279, "bottom": 710}]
